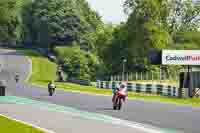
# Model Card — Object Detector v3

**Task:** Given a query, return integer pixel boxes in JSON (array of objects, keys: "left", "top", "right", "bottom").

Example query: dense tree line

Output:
[
  {"left": 102, "top": 0, "right": 200, "bottom": 76},
  {"left": 0, "top": 0, "right": 200, "bottom": 81}
]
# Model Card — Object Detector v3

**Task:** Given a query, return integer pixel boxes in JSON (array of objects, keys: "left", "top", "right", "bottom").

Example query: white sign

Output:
[{"left": 162, "top": 50, "right": 200, "bottom": 65}]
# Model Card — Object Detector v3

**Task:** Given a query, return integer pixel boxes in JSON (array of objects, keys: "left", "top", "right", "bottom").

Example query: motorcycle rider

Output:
[
  {"left": 48, "top": 80, "right": 56, "bottom": 94},
  {"left": 112, "top": 82, "right": 127, "bottom": 102},
  {"left": 15, "top": 73, "right": 20, "bottom": 83},
  {"left": 119, "top": 82, "right": 128, "bottom": 102}
]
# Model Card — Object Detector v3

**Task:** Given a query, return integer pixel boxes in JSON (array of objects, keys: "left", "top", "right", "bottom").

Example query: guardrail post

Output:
[
  {"left": 136, "top": 72, "right": 138, "bottom": 81},
  {"left": 131, "top": 72, "right": 133, "bottom": 81},
  {"left": 173, "top": 87, "right": 176, "bottom": 97},
  {"left": 178, "top": 88, "right": 182, "bottom": 98}
]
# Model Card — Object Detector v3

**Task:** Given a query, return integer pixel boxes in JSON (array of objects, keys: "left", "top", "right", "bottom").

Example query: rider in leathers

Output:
[{"left": 112, "top": 82, "right": 127, "bottom": 102}]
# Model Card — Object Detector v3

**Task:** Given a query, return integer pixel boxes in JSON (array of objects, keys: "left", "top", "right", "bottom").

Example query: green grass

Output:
[
  {"left": 0, "top": 115, "right": 45, "bottom": 133},
  {"left": 18, "top": 49, "right": 57, "bottom": 84},
  {"left": 18, "top": 49, "right": 199, "bottom": 106}
]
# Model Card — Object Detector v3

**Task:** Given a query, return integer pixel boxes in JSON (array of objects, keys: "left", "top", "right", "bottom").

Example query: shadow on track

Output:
[{"left": 95, "top": 107, "right": 114, "bottom": 111}]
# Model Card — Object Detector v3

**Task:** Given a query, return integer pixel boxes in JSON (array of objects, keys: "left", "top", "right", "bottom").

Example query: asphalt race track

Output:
[{"left": 0, "top": 48, "right": 198, "bottom": 133}]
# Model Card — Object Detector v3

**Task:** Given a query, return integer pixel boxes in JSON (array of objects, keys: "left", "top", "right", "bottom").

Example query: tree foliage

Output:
[
  {"left": 22, "top": 0, "right": 103, "bottom": 48},
  {"left": 124, "top": 0, "right": 200, "bottom": 33},
  {"left": 1, "top": 0, "right": 200, "bottom": 80},
  {"left": 103, "top": 0, "right": 200, "bottom": 74},
  {"left": 54, "top": 46, "right": 98, "bottom": 80},
  {"left": 0, "top": 0, "right": 24, "bottom": 44}
]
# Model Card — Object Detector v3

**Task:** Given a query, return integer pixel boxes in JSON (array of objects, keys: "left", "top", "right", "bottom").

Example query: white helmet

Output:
[{"left": 120, "top": 82, "right": 127, "bottom": 88}]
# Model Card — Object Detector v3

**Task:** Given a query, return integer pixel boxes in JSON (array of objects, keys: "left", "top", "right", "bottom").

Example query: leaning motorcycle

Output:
[{"left": 113, "top": 89, "right": 126, "bottom": 110}]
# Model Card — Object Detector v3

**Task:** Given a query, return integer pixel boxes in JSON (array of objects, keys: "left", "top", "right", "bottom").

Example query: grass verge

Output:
[
  {"left": 18, "top": 49, "right": 198, "bottom": 106},
  {"left": 0, "top": 115, "right": 45, "bottom": 133}
]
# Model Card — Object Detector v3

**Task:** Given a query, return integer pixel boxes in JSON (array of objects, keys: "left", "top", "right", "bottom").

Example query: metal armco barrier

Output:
[
  {"left": 156, "top": 84, "right": 163, "bottom": 95},
  {"left": 105, "top": 82, "right": 109, "bottom": 89},
  {"left": 146, "top": 84, "right": 152, "bottom": 94},
  {"left": 127, "top": 83, "right": 133, "bottom": 91},
  {"left": 135, "top": 84, "right": 140, "bottom": 93},
  {"left": 96, "top": 81, "right": 180, "bottom": 97}
]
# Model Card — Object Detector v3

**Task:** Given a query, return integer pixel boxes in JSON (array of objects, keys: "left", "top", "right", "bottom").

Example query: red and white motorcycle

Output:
[{"left": 113, "top": 84, "right": 127, "bottom": 110}]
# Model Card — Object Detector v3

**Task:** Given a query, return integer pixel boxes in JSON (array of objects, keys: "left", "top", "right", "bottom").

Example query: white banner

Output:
[{"left": 162, "top": 50, "right": 200, "bottom": 65}]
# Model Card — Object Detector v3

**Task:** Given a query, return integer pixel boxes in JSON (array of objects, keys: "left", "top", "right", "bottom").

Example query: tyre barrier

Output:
[{"left": 96, "top": 81, "right": 179, "bottom": 97}]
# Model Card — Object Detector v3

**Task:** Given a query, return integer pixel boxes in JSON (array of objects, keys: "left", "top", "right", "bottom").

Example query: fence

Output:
[
  {"left": 110, "top": 71, "right": 179, "bottom": 84},
  {"left": 96, "top": 81, "right": 190, "bottom": 98}
]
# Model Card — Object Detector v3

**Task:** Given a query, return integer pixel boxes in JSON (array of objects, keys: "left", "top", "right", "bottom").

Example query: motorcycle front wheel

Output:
[
  {"left": 117, "top": 98, "right": 122, "bottom": 110},
  {"left": 113, "top": 97, "right": 121, "bottom": 110},
  {"left": 113, "top": 101, "right": 117, "bottom": 110},
  {"left": 49, "top": 89, "right": 54, "bottom": 96}
]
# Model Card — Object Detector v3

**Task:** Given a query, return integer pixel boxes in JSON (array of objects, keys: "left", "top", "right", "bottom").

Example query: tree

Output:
[
  {"left": 0, "top": 0, "right": 17, "bottom": 24},
  {"left": 117, "top": 0, "right": 200, "bottom": 75},
  {"left": 124, "top": 0, "right": 200, "bottom": 33},
  {"left": 0, "top": 0, "right": 23, "bottom": 44},
  {"left": 54, "top": 45, "right": 98, "bottom": 80},
  {"left": 22, "top": 0, "right": 103, "bottom": 48}
]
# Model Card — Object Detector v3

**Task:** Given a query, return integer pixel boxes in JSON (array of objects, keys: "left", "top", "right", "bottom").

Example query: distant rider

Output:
[
  {"left": 48, "top": 80, "right": 56, "bottom": 92},
  {"left": 15, "top": 73, "right": 20, "bottom": 83}
]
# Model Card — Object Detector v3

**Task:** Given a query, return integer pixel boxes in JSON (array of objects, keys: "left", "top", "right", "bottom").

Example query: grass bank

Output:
[
  {"left": 0, "top": 115, "right": 45, "bottom": 133},
  {"left": 18, "top": 49, "right": 57, "bottom": 84},
  {"left": 18, "top": 49, "right": 198, "bottom": 106}
]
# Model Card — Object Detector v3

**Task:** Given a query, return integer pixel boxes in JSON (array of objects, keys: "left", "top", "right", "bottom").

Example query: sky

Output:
[{"left": 86, "top": 0, "right": 128, "bottom": 24}]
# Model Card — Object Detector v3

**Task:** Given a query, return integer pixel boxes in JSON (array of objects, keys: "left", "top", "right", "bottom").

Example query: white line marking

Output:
[
  {"left": 25, "top": 57, "right": 32, "bottom": 82},
  {"left": 110, "top": 118, "right": 163, "bottom": 133},
  {"left": 0, "top": 114, "right": 56, "bottom": 133}
]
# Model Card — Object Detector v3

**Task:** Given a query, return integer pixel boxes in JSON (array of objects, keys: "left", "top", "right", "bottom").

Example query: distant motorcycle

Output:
[
  {"left": 48, "top": 83, "right": 56, "bottom": 96},
  {"left": 113, "top": 88, "right": 127, "bottom": 110},
  {"left": 15, "top": 75, "right": 19, "bottom": 83}
]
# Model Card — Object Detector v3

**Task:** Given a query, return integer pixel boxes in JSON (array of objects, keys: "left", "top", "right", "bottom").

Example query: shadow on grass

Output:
[{"left": 17, "top": 49, "right": 42, "bottom": 57}]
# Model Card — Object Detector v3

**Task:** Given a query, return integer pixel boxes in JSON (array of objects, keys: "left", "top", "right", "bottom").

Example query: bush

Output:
[{"left": 54, "top": 45, "right": 98, "bottom": 80}]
